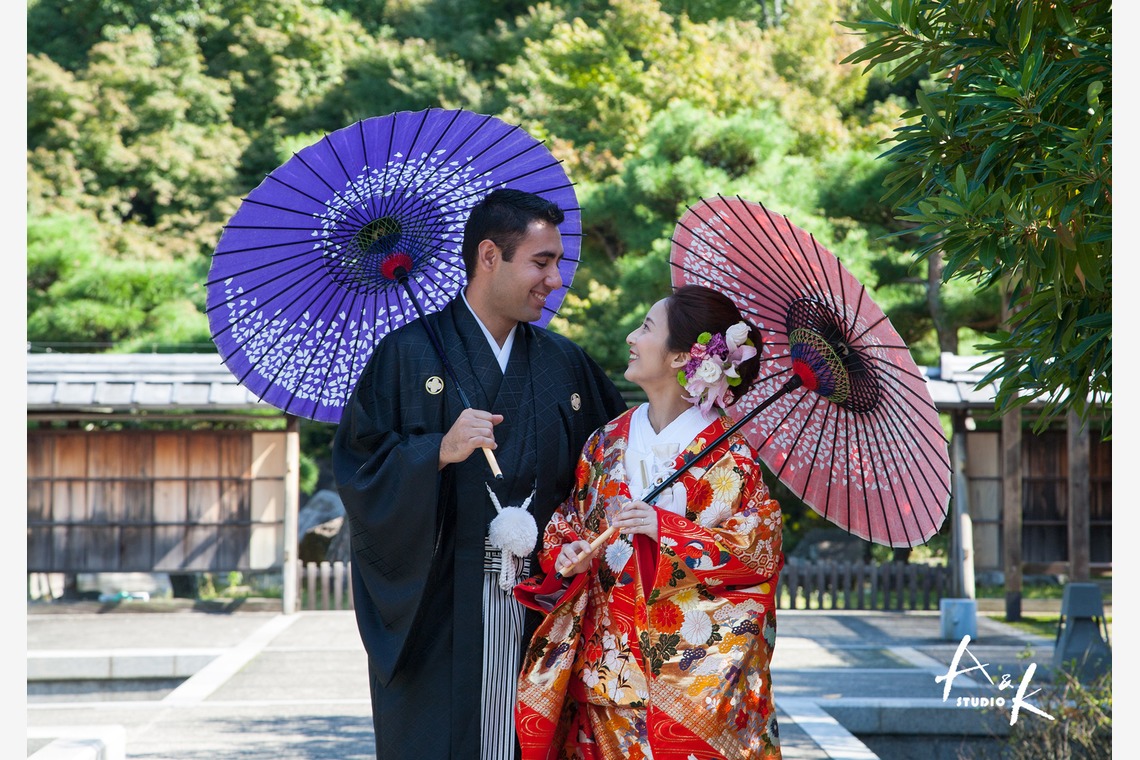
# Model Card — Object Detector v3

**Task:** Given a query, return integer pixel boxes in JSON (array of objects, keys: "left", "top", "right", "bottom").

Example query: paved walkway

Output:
[{"left": 26, "top": 603, "right": 1092, "bottom": 759}]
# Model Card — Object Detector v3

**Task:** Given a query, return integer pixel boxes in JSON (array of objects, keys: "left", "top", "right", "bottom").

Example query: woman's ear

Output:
[{"left": 670, "top": 352, "right": 690, "bottom": 370}]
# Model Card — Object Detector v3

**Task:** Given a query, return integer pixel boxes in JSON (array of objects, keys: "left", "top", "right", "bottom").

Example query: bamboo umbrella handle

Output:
[
  {"left": 482, "top": 447, "right": 503, "bottom": 478},
  {"left": 555, "top": 525, "right": 617, "bottom": 580},
  {"left": 585, "top": 525, "right": 618, "bottom": 556}
]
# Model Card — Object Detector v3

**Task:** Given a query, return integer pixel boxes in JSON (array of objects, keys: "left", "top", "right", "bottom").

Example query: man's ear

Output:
[{"left": 476, "top": 238, "right": 499, "bottom": 272}]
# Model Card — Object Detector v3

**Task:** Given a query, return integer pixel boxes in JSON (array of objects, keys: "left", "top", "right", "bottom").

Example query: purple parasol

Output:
[{"left": 206, "top": 108, "right": 581, "bottom": 423}]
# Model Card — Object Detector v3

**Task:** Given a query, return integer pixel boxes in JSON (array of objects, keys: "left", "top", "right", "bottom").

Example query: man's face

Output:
[{"left": 487, "top": 220, "right": 564, "bottom": 324}]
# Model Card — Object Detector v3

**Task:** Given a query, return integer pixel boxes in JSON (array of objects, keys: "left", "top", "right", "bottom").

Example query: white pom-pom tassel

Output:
[
  {"left": 488, "top": 506, "right": 539, "bottom": 558},
  {"left": 486, "top": 485, "right": 538, "bottom": 591},
  {"left": 489, "top": 507, "right": 538, "bottom": 591}
]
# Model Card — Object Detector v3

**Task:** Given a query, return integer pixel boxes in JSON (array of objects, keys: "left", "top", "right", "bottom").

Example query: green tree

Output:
[
  {"left": 841, "top": 0, "right": 1111, "bottom": 433},
  {"left": 27, "top": 25, "right": 247, "bottom": 260},
  {"left": 309, "top": 32, "right": 486, "bottom": 128},
  {"left": 197, "top": 0, "right": 374, "bottom": 133},
  {"left": 27, "top": 213, "right": 211, "bottom": 351},
  {"left": 817, "top": 148, "right": 1003, "bottom": 358},
  {"left": 27, "top": 24, "right": 246, "bottom": 349},
  {"left": 373, "top": 0, "right": 553, "bottom": 71},
  {"left": 556, "top": 101, "right": 941, "bottom": 378},
  {"left": 27, "top": 0, "right": 220, "bottom": 71}
]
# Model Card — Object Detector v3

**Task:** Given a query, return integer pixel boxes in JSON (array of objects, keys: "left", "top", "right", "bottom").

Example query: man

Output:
[{"left": 332, "top": 188, "right": 628, "bottom": 759}]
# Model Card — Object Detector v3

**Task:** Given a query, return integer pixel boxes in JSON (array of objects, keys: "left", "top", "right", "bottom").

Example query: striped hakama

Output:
[{"left": 482, "top": 539, "right": 531, "bottom": 760}]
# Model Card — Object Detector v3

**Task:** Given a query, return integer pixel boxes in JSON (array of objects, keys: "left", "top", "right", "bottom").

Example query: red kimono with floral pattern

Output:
[{"left": 515, "top": 408, "right": 783, "bottom": 760}]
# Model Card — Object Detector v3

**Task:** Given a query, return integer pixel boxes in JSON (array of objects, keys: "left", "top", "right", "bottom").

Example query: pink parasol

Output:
[{"left": 669, "top": 195, "right": 950, "bottom": 547}]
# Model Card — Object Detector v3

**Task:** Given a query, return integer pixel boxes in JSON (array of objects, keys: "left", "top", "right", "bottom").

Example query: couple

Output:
[{"left": 333, "top": 189, "right": 784, "bottom": 760}]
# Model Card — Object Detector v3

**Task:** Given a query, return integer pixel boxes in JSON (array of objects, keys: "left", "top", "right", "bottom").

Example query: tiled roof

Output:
[
  {"left": 921, "top": 352, "right": 1003, "bottom": 411},
  {"left": 26, "top": 351, "right": 1006, "bottom": 416},
  {"left": 26, "top": 353, "right": 275, "bottom": 414}
]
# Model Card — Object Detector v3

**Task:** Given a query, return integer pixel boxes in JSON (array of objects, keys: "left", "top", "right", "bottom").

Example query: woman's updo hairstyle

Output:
[{"left": 665, "top": 284, "right": 763, "bottom": 406}]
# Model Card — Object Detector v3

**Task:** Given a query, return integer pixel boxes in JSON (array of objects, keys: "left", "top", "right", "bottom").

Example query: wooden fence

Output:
[
  {"left": 778, "top": 559, "right": 951, "bottom": 611},
  {"left": 296, "top": 560, "right": 354, "bottom": 611},
  {"left": 295, "top": 559, "right": 952, "bottom": 612}
]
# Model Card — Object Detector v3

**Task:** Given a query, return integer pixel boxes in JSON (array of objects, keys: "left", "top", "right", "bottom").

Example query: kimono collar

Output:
[
  {"left": 461, "top": 288, "right": 517, "bottom": 373},
  {"left": 626, "top": 404, "right": 718, "bottom": 499}
]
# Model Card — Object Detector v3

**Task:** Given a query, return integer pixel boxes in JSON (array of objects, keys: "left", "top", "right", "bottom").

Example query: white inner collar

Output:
[
  {"left": 461, "top": 289, "right": 516, "bottom": 373},
  {"left": 626, "top": 403, "right": 717, "bottom": 499}
]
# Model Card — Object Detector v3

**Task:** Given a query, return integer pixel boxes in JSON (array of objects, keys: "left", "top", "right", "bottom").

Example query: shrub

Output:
[{"left": 1001, "top": 667, "right": 1111, "bottom": 760}]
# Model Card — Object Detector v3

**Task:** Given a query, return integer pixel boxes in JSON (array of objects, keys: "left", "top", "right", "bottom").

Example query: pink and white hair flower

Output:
[{"left": 677, "top": 322, "right": 756, "bottom": 414}]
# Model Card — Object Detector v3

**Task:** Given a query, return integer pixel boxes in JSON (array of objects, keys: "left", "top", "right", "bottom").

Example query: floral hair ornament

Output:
[{"left": 678, "top": 321, "right": 757, "bottom": 414}]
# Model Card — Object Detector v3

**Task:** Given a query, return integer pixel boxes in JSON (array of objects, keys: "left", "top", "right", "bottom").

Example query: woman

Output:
[{"left": 514, "top": 285, "right": 784, "bottom": 759}]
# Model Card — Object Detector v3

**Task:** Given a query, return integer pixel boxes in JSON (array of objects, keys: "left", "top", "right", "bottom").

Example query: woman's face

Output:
[{"left": 624, "top": 298, "right": 686, "bottom": 393}]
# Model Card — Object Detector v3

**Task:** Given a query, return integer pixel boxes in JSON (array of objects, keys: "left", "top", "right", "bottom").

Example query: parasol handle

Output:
[
  {"left": 397, "top": 274, "right": 503, "bottom": 480},
  {"left": 482, "top": 447, "right": 504, "bottom": 479},
  {"left": 555, "top": 374, "right": 804, "bottom": 579}
]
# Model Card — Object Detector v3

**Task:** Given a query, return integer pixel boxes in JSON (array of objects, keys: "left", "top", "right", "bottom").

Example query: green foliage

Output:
[
  {"left": 309, "top": 33, "right": 486, "bottom": 128},
  {"left": 816, "top": 148, "right": 897, "bottom": 224},
  {"left": 377, "top": 0, "right": 560, "bottom": 68},
  {"left": 581, "top": 101, "right": 810, "bottom": 263},
  {"left": 197, "top": 0, "right": 373, "bottom": 128},
  {"left": 25, "top": 0, "right": 1021, "bottom": 478},
  {"left": 1003, "top": 667, "right": 1111, "bottom": 760},
  {"left": 766, "top": 0, "right": 868, "bottom": 113},
  {"left": 27, "top": 25, "right": 247, "bottom": 258},
  {"left": 28, "top": 212, "right": 209, "bottom": 349},
  {"left": 24, "top": 1, "right": 1032, "bottom": 575},
  {"left": 27, "top": 0, "right": 219, "bottom": 70},
  {"left": 497, "top": 0, "right": 865, "bottom": 171},
  {"left": 553, "top": 98, "right": 959, "bottom": 378},
  {"left": 497, "top": 0, "right": 664, "bottom": 159},
  {"left": 28, "top": 256, "right": 204, "bottom": 348},
  {"left": 299, "top": 452, "right": 321, "bottom": 496},
  {"left": 841, "top": 0, "right": 1112, "bottom": 434},
  {"left": 27, "top": 213, "right": 105, "bottom": 317},
  {"left": 658, "top": 0, "right": 768, "bottom": 24}
]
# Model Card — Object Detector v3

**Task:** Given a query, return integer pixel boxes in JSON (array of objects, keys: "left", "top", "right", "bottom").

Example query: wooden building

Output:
[
  {"left": 26, "top": 352, "right": 1110, "bottom": 616},
  {"left": 926, "top": 353, "right": 1111, "bottom": 615},
  {"left": 26, "top": 352, "right": 302, "bottom": 611}
]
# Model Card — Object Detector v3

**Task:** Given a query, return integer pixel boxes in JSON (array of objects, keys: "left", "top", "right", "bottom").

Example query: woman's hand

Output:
[
  {"left": 554, "top": 539, "right": 594, "bottom": 577},
  {"left": 610, "top": 499, "right": 659, "bottom": 541}
]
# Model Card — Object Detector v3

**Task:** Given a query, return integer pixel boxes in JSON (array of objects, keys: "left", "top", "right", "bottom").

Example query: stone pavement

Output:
[{"left": 25, "top": 603, "right": 1094, "bottom": 760}]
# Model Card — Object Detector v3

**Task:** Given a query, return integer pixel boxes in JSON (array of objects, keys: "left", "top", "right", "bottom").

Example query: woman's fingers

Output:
[
  {"left": 557, "top": 540, "right": 593, "bottom": 575},
  {"left": 608, "top": 501, "right": 658, "bottom": 540}
]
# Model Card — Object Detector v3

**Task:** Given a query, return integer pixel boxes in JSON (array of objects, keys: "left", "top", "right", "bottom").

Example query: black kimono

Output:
[{"left": 332, "top": 298, "right": 627, "bottom": 759}]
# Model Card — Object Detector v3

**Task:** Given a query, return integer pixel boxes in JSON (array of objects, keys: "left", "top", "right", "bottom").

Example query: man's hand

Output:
[{"left": 439, "top": 408, "right": 503, "bottom": 468}]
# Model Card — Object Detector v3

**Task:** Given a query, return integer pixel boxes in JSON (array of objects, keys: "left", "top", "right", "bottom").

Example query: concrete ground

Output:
[{"left": 25, "top": 600, "right": 1112, "bottom": 759}]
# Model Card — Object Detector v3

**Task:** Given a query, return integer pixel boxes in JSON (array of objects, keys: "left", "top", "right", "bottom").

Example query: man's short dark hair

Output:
[{"left": 461, "top": 188, "right": 565, "bottom": 274}]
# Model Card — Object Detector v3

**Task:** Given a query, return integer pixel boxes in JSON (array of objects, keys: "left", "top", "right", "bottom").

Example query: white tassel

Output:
[{"left": 487, "top": 485, "right": 538, "bottom": 591}]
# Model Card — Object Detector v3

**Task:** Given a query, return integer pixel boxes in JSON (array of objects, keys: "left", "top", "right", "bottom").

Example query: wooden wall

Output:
[
  {"left": 27, "top": 430, "right": 288, "bottom": 573},
  {"left": 964, "top": 427, "right": 1111, "bottom": 574}
]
